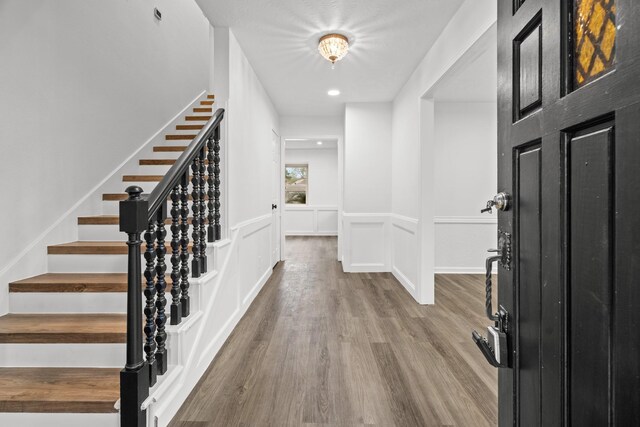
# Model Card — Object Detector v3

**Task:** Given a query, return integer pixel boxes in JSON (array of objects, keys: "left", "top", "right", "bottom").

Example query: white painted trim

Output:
[
  {"left": 435, "top": 267, "right": 488, "bottom": 274},
  {"left": 392, "top": 266, "right": 416, "bottom": 292},
  {"left": 434, "top": 215, "right": 497, "bottom": 224},
  {"left": 284, "top": 205, "right": 338, "bottom": 236}
]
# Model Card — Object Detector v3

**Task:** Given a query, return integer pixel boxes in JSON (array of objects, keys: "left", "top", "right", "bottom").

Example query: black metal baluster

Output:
[
  {"left": 143, "top": 221, "right": 157, "bottom": 386},
  {"left": 212, "top": 126, "right": 222, "bottom": 241},
  {"left": 119, "top": 186, "right": 150, "bottom": 427},
  {"left": 191, "top": 155, "right": 202, "bottom": 278},
  {"left": 170, "top": 186, "right": 182, "bottom": 325},
  {"left": 154, "top": 205, "right": 168, "bottom": 375},
  {"left": 199, "top": 145, "right": 207, "bottom": 273},
  {"left": 180, "top": 172, "right": 191, "bottom": 317}
]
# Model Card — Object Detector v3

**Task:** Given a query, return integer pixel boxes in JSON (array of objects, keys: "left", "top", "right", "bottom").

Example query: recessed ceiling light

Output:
[
  {"left": 328, "top": 89, "right": 340, "bottom": 96},
  {"left": 317, "top": 141, "right": 323, "bottom": 145}
]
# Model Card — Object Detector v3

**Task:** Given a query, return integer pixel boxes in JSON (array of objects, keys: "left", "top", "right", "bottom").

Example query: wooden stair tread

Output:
[
  {"left": 0, "top": 367, "right": 120, "bottom": 413},
  {"left": 78, "top": 215, "right": 199, "bottom": 225},
  {"left": 154, "top": 145, "right": 187, "bottom": 152},
  {"left": 185, "top": 115, "right": 212, "bottom": 121},
  {"left": 176, "top": 124, "right": 204, "bottom": 130},
  {"left": 102, "top": 193, "right": 207, "bottom": 201},
  {"left": 165, "top": 134, "right": 197, "bottom": 140},
  {"left": 207, "top": 94, "right": 215, "bottom": 99},
  {"left": 193, "top": 107, "right": 212, "bottom": 113},
  {"left": 200, "top": 100, "right": 214, "bottom": 105},
  {"left": 9, "top": 273, "right": 127, "bottom": 293},
  {"left": 122, "top": 174, "right": 193, "bottom": 182},
  {"left": 48, "top": 241, "right": 194, "bottom": 255},
  {"left": 0, "top": 314, "right": 125, "bottom": 343},
  {"left": 140, "top": 159, "right": 209, "bottom": 166}
]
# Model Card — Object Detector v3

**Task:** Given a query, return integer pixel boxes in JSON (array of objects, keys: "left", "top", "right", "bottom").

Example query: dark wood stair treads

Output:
[
  {"left": 165, "top": 134, "right": 198, "bottom": 141},
  {"left": 0, "top": 313, "right": 126, "bottom": 343},
  {"left": 154, "top": 145, "right": 187, "bottom": 152},
  {"left": 122, "top": 175, "right": 192, "bottom": 182},
  {"left": 140, "top": 159, "right": 209, "bottom": 166},
  {"left": 193, "top": 107, "right": 212, "bottom": 113},
  {"left": 176, "top": 124, "right": 204, "bottom": 130},
  {"left": 0, "top": 367, "right": 120, "bottom": 413},
  {"left": 207, "top": 94, "right": 215, "bottom": 99},
  {"left": 9, "top": 273, "right": 127, "bottom": 293},
  {"left": 48, "top": 241, "right": 194, "bottom": 255},
  {"left": 78, "top": 215, "right": 199, "bottom": 226},
  {"left": 200, "top": 100, "right": 214, "bottom": 105},
  {"left": 102, "top": 193, "right": 207, "bottom": 201},
  {"left": 185, "top": 115, "right": 212, "bottom": 121}
]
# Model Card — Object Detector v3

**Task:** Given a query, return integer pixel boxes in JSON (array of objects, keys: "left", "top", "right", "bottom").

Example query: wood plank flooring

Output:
[{"left": 170, "top": 236, "right": 497, "bottom": 427}]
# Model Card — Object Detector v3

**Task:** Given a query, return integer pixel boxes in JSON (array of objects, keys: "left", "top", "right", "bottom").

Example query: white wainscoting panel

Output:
[
  {"left": 284, "top": 205, "right": 338, "bottom": 236},
  {"left": 390, "top": 214, "right": 419, "bottom": 298},
  {"left": 342, "top": 213, "right": 390, "bottom": 272},
  {"left": 434, "top": 216, "right": 497, "bottom": 273}
]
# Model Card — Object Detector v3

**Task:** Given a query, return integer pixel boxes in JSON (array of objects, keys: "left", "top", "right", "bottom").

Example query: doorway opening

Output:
[{"left": 281, "top": 138, "right": 341, "bottom": 261}]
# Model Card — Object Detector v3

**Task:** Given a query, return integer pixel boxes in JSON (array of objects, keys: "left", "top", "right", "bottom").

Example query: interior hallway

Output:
[{"left": 170, "top": 236, "right": 497, "bottom": 427}]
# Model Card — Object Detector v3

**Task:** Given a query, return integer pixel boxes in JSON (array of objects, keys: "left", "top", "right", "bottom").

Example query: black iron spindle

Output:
[
  {"left": 143, "top": 222, "right": 157, "bottom": 386},
  {"left": 212, "top": 126, "right": 222, "bottom": 241},
  {"left": 191, "top": 155, "right": 202, "bottom": 278},
  {"left": 199, "top": 145, "right": 207, "bottom": 273},
  {"left": 207, "top": 134, "right": 215, "bottom": 242},
  {"left": 170, "top": 187, "right": 182, "bottom": 325},
  {"left": 119, "top": 186, "right": 150, "bottom": 427},
  {"left": 154, "top": 205, "right": 168, "bottom": 375},
  {"left": 180, "top": 172, "right": 191, "bottom": 316}
]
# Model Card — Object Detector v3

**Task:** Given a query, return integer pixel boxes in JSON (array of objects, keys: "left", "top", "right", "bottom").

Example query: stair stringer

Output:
[{"left": 142, "top": 213, "right": 274, "bottom": 427}]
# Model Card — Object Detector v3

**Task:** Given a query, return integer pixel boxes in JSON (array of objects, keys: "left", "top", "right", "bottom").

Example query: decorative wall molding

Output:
[
  {"left": 284, "top": 205, "right": 338, "bottom": 236},
  {"left": 434, "top": 215, "right": 497, "bottom": 224}
]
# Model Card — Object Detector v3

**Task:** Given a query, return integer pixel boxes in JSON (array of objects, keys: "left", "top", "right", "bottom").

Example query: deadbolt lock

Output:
[{"left": 481, "top": 192, "right": 511, "bottom": 214}]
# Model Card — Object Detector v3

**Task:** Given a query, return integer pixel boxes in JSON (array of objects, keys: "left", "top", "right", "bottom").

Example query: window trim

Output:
[{"left": 284, "top": 163, "right": 309, "bottom": 205}]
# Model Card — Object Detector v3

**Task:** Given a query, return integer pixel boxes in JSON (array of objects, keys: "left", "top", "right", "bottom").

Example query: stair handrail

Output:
[
  {"left": 119, "top": 105, "right": 225, "bottom": 427},
  {"left": 147, "top": 108, "right": 224, "bottom": 219}
]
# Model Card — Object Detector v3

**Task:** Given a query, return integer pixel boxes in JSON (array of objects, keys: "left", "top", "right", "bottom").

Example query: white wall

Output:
[
  {"left": 343, "top": 103, "right": 393, "bottom": 272},
  {"left": 227, "top": 30, "right": 280, "bottom": 226},
  {"left": 280, "top": 115, "right": 344, "bottom": 138},
  {"left": 0, "top": 0, "right": 212, "bottom": 314},
  {"left": 434, "top": 102, "right": 497, "bottom": 272},
  {"left": 284, "top": 147, "right": 338, "bottom": 235},
  {"left": 390, "top": 0, "right": 497, "bottom": 303}
]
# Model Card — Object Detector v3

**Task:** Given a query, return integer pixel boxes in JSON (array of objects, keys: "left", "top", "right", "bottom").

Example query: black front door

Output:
[{"left": 495, "top": 0, "right": 640, "bottom": 425}]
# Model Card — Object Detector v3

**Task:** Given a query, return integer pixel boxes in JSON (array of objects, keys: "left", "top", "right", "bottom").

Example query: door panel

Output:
[
  {"left": 515, "top": 145, "right": 542, "bottom": 427},
  {"left": 567, "top": 123, "right": 614, "bottom": 427},
  {"left": 497, "top": 0, "right": 640, "bottom": 425}
]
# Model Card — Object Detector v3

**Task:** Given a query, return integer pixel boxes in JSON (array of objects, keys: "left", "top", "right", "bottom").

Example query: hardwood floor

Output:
[{"left": 170, "top": 236, "right": 497, "bottom": 427}]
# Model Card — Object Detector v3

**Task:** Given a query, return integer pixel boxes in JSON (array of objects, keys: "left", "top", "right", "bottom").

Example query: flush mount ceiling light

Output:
[
  {"left": 317, "top": 141, "right": 323, "bottom": 145},
  {"left": 318, "top": 33, "right": 349, "bottom": 66},
  {"left": 327, "top": 89, "right": 340, "bottom": 96}
]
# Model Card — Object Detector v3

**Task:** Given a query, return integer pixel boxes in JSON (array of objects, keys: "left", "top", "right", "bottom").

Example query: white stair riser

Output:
[
  {"left": 10, "top": 292, "right": 126, "bottom": 313},
  {"left": 0, "top": 343, "right": 125, "bottom": 368},
  {"left": 148, "top": 150, "right": 183, "bottom": 159},
  {"left": 103, "top": 200, "right": 200, "bottom": 215},
  {"left": 48, "top": 254, "right": 128, "bottom": 273},
  {"left": 0, "top": 413, "right": 119, "bottom": 427},
  {"left": 135, "top": 165, "right": 173, "bottom": 175},
  {"left": 79, "top": 223, "right": 202, "bottom": 241}
]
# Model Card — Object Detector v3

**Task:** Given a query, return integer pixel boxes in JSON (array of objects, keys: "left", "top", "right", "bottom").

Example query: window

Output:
[{"left": 285, "top": 164, "right": 308, "bottom": 204}]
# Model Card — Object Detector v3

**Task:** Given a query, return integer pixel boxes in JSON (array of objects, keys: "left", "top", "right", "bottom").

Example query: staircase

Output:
[{"left": 0, "top": 95, "right": 223, "bottom": 426}]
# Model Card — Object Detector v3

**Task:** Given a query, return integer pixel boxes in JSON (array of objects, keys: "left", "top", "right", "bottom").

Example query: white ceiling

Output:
[{"left": 196, "top": 0, "right": 466, "bottom": 116}]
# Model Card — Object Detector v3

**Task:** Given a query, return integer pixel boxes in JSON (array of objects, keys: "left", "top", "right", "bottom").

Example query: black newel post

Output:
[
  {"left": 154, "top": 204, "right": 168, "bottom": 375},
  {"left": 199, "top": 145, "right": 207, "bottom": 273},
  {"left": 170, "top": 187, "right": 182, "bottom": 325},
  {"left": 119, "top": 186, "right": 150, "bottom": 427},
  {"left": 212, "top": 126, "right": 222, "bottom": 241}
]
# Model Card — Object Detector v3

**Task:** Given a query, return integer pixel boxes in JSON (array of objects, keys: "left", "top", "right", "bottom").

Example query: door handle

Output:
[
  {"left": 272, "top": 204, "right": 278, "bottom": 210},
  {"left": 472, "top": 231, "right": 512, "bottom": 368}
]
